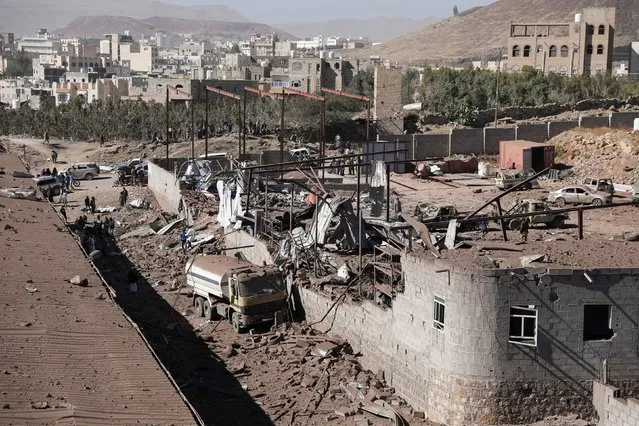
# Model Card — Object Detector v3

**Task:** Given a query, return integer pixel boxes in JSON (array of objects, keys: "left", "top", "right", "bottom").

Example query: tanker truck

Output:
[{"left": 185, "top": 255, "right": 287, "bottom": 332}]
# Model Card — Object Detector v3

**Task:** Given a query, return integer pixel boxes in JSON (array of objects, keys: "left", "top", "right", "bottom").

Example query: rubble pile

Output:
[{"left": 548, "top": 129, "right": 639, "bottom": 184}]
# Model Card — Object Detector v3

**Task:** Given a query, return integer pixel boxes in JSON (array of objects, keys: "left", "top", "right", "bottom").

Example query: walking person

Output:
[
  {"left": 65, "top": 173, "right": 72, "bottom": 191},
  {"left": 179, "top": 230, "right": 188, "bottom": 252},
  {"left": 59, "top": 206, "right": 67, "bottom": 223},
  {"left": 90, "top": 196, "right": 96, "bottom": 214},
  {"left": 84, "top": 196, "right": 90, "bottom": 212},
  {"left": 519, "top": 217, "right": 530, "bottom": 242},
  {"left": 58, "top": 188, "right": 68, "bottom": 205}
]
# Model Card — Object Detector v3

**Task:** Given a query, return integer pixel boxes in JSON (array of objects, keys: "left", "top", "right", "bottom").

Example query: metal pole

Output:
[
  {"left": 314, "top": 198, "right": 319, "bottom": 277},
  {"left": 237, "top": 99, "right": 242, "bottom": 159},
  {"left": 243, "top": 90, "right": 247, "bottom": 155},
  {"left": 165, "top": 86, "right": 169, "bottom": 165},
  {"left": 205, "top": 89, "right": 209, "bottom": 159},
  {"left": 495, "top": 199, "right": 508, "bottom": 242},
  {"left": 385, "top": 163, "right": 390, "bottom": 222},
  {"left": 265, "top": 178, "right": 269, "bottom": 217},
  {"left": 578, "top": 210, "right": 584, "bottom": 240},
  {"left": 366, "top": 100, "right": 371, "bottom": 141},
  {"left": 279, "top": 93, "right": 285, "bottom": 168},
  {"left": 245, "top": 169, "right": 253, "bottom": 215},
  {"left": 494, "top": 49, "right": 501, "bottom": 128},
  {"left": 321, "top": 99, "right": 326, "bottom": 180},
  {"left": 289, "top": 183, "right": 294, "bottom": 231},
  {"left": 357, "top": 161, "right": 362, "bottom": 296},
  {"left": 190, "top": 100, "right": 195, "bottom": 160}
]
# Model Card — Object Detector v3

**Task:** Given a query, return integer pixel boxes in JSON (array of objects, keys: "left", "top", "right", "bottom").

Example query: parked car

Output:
[
  {"left": 33, "top": 176, "right": 63, "bottom": 195},
  {"left": 547, "top": 186, "right": 612, "bottom": 207},
  {"left": 494, "top": 168, "right": 539, "bottom": 190},
  {"left": 65, "top": 162, "right": 100, "bottom": 180},
  {"left": 582, "top": 177, "right": 614, "bottom": 195}
]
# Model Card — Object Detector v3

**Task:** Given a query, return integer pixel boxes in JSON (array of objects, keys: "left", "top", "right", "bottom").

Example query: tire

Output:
[
  {"left": 194, "top": 297, "right": 204, "bottom": 317},
  {"left": 85, "top": 173, "right": 94, "bottom": 180},
  {"left": 509, "top": 219, "right": 521, "bottom": 231},
  {"left": 203, "top": 300, "right": 213, "bottom": 321},
  {"left": 72, "top": 180, "right": 80, "bottom": 188},
  {"left": 231, "top": 311, "right": 243, "bottom": 333},
  {"left": 555, "top": 197, "right": 566, "bottom": 208},
  {"left": 592, "top": 198, "right": 603, "bottom": 206}
]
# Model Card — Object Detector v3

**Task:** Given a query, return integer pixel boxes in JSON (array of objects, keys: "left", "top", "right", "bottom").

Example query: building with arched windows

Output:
[{"left": 507, "top": 7, "right": 615, "bottom": 76}]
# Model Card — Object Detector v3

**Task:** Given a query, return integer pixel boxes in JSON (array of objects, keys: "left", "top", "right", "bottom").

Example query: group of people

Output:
[
  {"left": 328, "top": 157, "right": 357, "bottom": 176},
  {"left": 84, "top": 196, "right": 97, "bottom": 214}
]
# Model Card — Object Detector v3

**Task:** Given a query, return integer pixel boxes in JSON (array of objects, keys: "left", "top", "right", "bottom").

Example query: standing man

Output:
[
  {"left": 65, "top": 172, "right": 71, "bottom": 191},
  {"left": 44, "top": 130, "right": 49, "bottom": 144},
  {"left": 90, "top": 196, "right": 96, "bottom": 214},
  {"left": 59, "top": 206, "right": 67, "bottom": 223},
  {"left": 84, "top": 196, "right": 90, "bottom": 212},
  {"left": 119, "top": 187, "right": 128, "bottom": 207},
  {"left": 51, "top": 150, "right": 58, "bottom": 164},
  {"left": 519, "top": 217, "right": 530, "bottom": 242}
]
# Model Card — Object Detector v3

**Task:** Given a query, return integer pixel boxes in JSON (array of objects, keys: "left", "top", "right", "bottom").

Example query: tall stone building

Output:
[{"left": 507, "top": 7, "right": 615, "bottom": 76}]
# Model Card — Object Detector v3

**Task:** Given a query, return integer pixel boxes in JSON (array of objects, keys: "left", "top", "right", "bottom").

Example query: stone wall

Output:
[
  {"left": 516, "top": 123, "right": 548, "bottom": 142},
  {"left": 148, "top": 161, "right": 181, "bottom": 214},
  {"left": 450, "top": 128, "right": 484, "bottom": 155},
  {"left": 414, "top": 133, "right": 450, "bottom": 158},
  {"left": 298, "top": 254, "right": 639, "bottom": 425},
  {"left": 610, "top": 112, "right": 639, "bottom": 129},
  {"left": 374, "top": 66, "right": 402, "bottom": 121},
  {"left": 580, "top": 115, "right": 610, "bottom": 129},
  {"left": 593, "top": 381, "right": 639, "bottom": 425},
  {"left": 548, "top": 121, "right": 579, "bottom": 139},
  {"left": 485, "top": 128, "right": 516, "bottom": 155}
]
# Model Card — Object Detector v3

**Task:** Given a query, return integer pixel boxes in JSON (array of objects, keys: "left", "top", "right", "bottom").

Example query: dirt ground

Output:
[{"left": 1, "top": 134, "right": 608, "bottom": 425}]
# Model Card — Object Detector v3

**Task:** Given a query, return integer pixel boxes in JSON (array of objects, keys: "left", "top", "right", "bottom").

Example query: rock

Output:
[
  {"left": 301, "top": 376, "right": 317, "bottom": 388},
  {"left": 94, "top": 292, "right": 106, "bottom": 300},
  {"left": 69, "top": 276, "right": 88, "bottom": 287},
  {"left": 88, "top": 250, "right": 101, "bottom": 260},
  {"left": 334, "top": 406, "right": 354, "bottom": 418},
  {"left": 224, "top": 346, "right": 238, "bottom": 357},
  {"left": 412, "top": 410, "right": 426, "bottom": 419},
  {"left": 623, "top": 232, "right": 639, "bottom": 242},
  {"left": 31, "top": 401, "right": 50, "bottom": 409}
]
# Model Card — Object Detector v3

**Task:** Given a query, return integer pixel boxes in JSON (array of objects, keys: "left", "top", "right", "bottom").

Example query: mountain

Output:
[
  {"left": 276, "top": 17, "right": 438, "bottom": 42},
  {"left": 54, "top": 16, "right": 297, "bottom": 42},
  {"left": 0, "top": 0, "right": 249, "bottom": 36},
  {"left": 351, "top": 0, "right": 639, "bottom": 65}
]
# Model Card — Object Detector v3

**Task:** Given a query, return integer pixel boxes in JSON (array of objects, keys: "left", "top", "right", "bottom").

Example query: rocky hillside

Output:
[
  {"left": 55, "top": 16, "right": 296, "bottom": 42},
  {"left": 351, "top": 0, "right": 639, "bottom": 64},
  {"left": 1, "top": 0, "right": 248, "bottom": 36}
]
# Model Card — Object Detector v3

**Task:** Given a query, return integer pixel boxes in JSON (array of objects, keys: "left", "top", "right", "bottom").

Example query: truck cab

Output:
[{"left": 582, "top": 177, "right": 614, "bottom": 195}]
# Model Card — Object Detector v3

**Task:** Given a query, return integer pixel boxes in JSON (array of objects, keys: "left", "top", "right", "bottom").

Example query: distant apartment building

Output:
[
  {"left": 18, "top": 29, "right": 61, "bottom": 55},
  {"left": 51, "top": 78, "right": 127, "bottom": 106},
  {"left": 271, "top": 57, "right": 354, "bottom": 94},
  {"left": 239, "top": 33, "right": 278, "bottom": 58},
  {"left": 295, "top": 36, "right": 324, "bottom": 51},
  {"left": 120, "top": 43, "right": 157, "bottom": 73},
  {"left": 100, "top": 32, "right": 134, "bottom": 62},
  {"left": 507, "top": 7, "right": 615, "bottom": 76}
]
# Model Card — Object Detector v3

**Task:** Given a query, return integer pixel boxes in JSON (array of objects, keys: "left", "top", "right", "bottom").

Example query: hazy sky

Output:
[{"left": 174, "top": 0, "right": 495, "bottom": 23}]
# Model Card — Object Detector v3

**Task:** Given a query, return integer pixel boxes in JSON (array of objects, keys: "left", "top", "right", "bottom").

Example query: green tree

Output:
[{"left": 5, "top": 52, "right": 33, "bottom": 77}]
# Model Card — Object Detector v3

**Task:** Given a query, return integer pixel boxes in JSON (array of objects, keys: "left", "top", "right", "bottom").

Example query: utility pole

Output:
[
  {"left": 279, "top": 93, "right": 285, "bottom": 169},
  {"left": 237, "top": 97, "right": 242, "bottom": 159},
  {"left": 494, "top": 49, "right": 501, "bottom": 128},
  {"left": 205, "top": 89, "right": 209, "bottom": 159},
  {"left": 242, "top": 89, "right": 247, "bottom": 155},
  {"left": 165, "top": 86, "right": 169, "bottom": 165},
  {"left": 190, "top": 100, "right": 195, "bottom": 160}
]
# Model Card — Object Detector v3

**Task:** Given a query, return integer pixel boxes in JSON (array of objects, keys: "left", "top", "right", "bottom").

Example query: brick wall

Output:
[
  {"left": 373, "top": 66, "right": 402, "bottom": 121},
  {"left": 485, "top": 128, "right": 516, "bottom": 155},
  {"left": 593, "top": 381, "right": 639, "bottom": 425},
  {"left": 414, "top": 133, "right": 450, "bottom": 158},
  {"left": 516, "top": 123, "right": 548, "bottom": 142},
  {"left": 610, "top": 112, "right": 639, "bottom": 129},
  {"left": 298, "top": 256, "right": 639, "bottom": 425},
  {"left": 580, "top": 116, "right": 610, "bottom": 128},
  {"left": 450, "top": 128, "right": 484, "bottom": 155},
  {"left": 548, "top": 121, "right": 579, "bottom": 139},
  {"left": 148, "top": 161, "right": 181, "bottom": 214}
]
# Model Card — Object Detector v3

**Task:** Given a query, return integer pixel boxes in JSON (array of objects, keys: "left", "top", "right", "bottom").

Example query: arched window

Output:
[
  {"left": 549, "top": 45, "right": 557, "bottom": 57},
  {"left": 512, "top": 45, "right": 520, "bottom": 57},
  {"left": 587, "top": 25, "right": 595, "bottom": 35},
  {"left": 523, "top": 45, "right": 531, "bottom": 57},
  {"left": 598, "top": 25, "right": 605, "bottom": 35},
  {"left": 89, "top": 62, "right": 94, "bottom": 67},
  {"left": 586, "top": 44, "right": 593, "bottom": 55},
  {"left": 597, "top": 44, "right": 604, "bottom": 55},
  {"left": 560, "top": 45, "right": 569, "bottom": 57}
]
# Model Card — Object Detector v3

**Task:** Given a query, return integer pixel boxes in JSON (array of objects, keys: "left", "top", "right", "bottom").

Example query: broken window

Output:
[
  {"left": 584, "top": 305, "right": 614, "bottom": 341},
  {"left": 433, "top": 297, "right": 445, "bottom": 331},
  {"left": 509, "top": 306, "right": 537, "bottom": 346},
  {"left": 523, "top": 45, "right": 531, "bottom": 57},
  {"left": 512, "top": 45, "right": 521, "bottom": 57},
  {"left": 548, "top": 45, "right": 557, "bottom": 57},
  {"left": 561, "top": 45, "right": 569, "bottom": 57}
]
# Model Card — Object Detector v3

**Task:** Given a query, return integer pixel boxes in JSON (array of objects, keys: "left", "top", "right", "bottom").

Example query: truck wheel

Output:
[
  {"left": 203, "top": 300, "right": 213, "bottom": 321},
  {"left": 231, "top": 312, "right": 243, "bottom": 333},
  {"left": 85, "top": 173, "right": 94, "bottom": 180},
  {"left": 508, "top": 219, "right": 521, "bottom": 230},
  {"left": 194, "top": 297, "right": 204, "bottom": 317}
]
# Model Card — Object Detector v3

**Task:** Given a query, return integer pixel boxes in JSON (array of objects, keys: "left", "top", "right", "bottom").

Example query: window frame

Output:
[
  {"left": 583, "top": 304, "right": 614, "bottom": 341},
  {"left": 433, "top": 296, "right": 445, "bottom": 332},
  {"left": 548, "top": 45, "right": 557, "bottom": 57},
  {"left": 509, "top": 305, "right": 538, "bottom": 347}
]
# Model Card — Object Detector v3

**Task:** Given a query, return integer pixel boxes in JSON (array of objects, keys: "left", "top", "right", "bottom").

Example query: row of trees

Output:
[{"left": 418, "top": 66, "right": 639, "bottom": 124}]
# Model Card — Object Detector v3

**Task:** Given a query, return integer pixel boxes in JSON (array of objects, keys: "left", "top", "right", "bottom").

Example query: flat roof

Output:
[
  {"left": 500, "top": 140, "right": 553, "bottom": 149},
  {"left": 0, "top": 152, "right": 197, "bottom": 424}
]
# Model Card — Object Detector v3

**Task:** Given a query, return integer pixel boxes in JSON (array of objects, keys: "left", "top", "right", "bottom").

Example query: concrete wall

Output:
[
  {"left": 224, "top": 230, "right": 274, "bottom": 265},
  {"left": 593, "top": 381, "right": 639, "bottom": 425},
  {"left": 516, "top": 123, "right": 548, "bottom": 142},
  {"left": 580, "top": 115, "right": 611, "bottom": 129},
  {"left": 450, "top": 128, "right": 484, "bottom": 155},
  {"left": 148, "top": 161, "right": 181, "bottom": 214},
  {"left": 414, "top": 133, "right": 450, "bottom": 158},
  {"left": 485, "top": 128, "right": 516, "bottom": 155},
  {"left": 610, "top": 112, "right": 639, "bottom": 129},
  {"left": 373, "top": 66, "right": 402, "bottom": 121},
  {"left": 299, "top": 255, "right": 639, "bottom": 425},
  {"left": 548, "top": 121, "right": 579, "bottom": 139}
]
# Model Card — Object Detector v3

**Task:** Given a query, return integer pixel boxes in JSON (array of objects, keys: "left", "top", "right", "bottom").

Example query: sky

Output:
[{"left": 175, "top": 0, "right": 495, "bottom": 24}]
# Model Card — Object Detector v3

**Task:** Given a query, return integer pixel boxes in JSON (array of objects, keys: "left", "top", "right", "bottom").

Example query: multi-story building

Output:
[
  {"left": 100, "top": 32, "right": 134, "bottom": 62},
  {"left": 120, "top": 43, "right": 157, "bottom": 73},
  {"left": 507, "top": 7, "right": 615, "bottom": 76},
  {"left": 51, "top": 77, "right": 127, "bottom": 106},
  {"left": 18, "top": 29, "right": 61, "bottom": 55},
  {"left": 271, "top": 57, "right": 354, "bottom": 94},
  {"left": 294, "top": 36, "right": 323, "bottom": 51}
]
